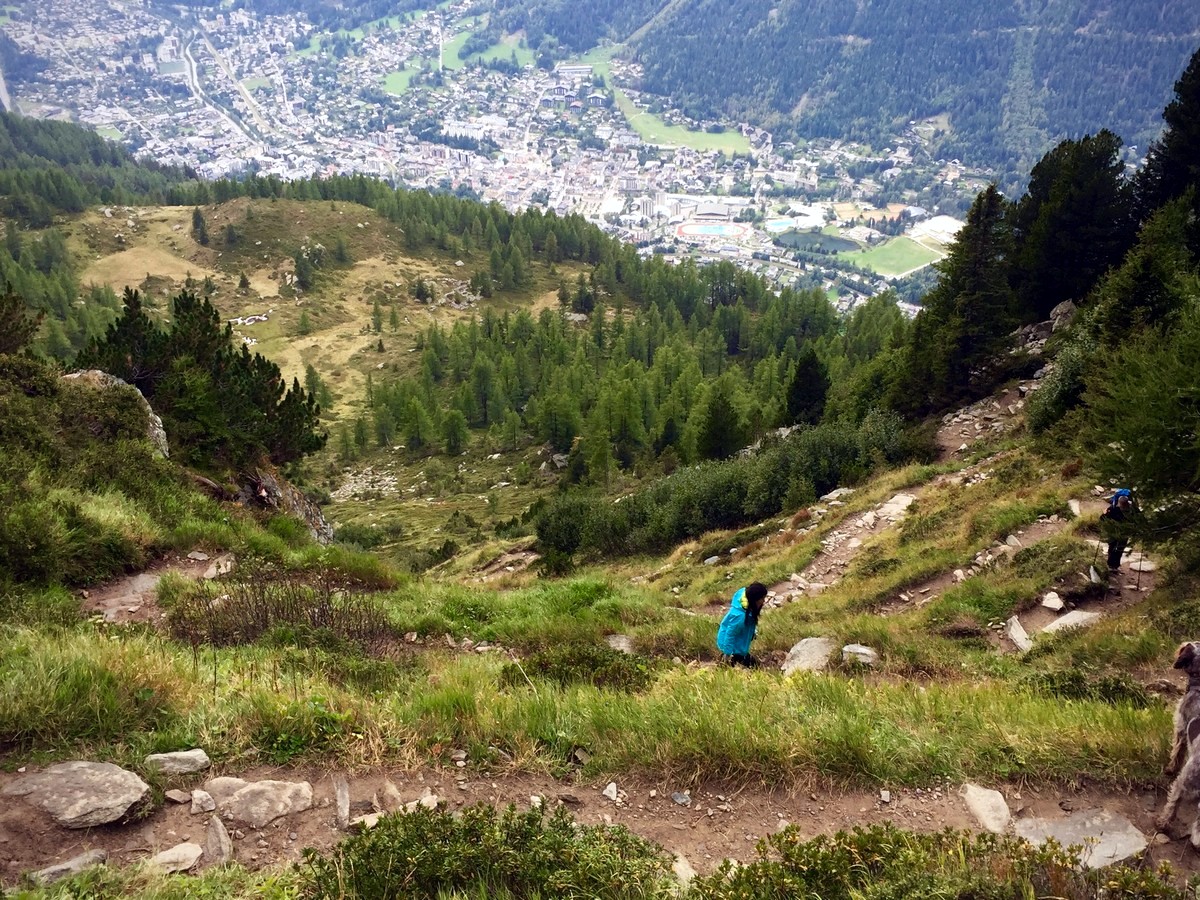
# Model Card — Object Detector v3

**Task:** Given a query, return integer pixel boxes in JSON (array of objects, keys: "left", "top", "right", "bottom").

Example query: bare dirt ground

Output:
[{"left": 3, "top": 762, "right": 1199, "bottom": 886}]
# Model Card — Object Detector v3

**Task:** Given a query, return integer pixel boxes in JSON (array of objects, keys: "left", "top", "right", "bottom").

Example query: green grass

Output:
[
  {"left": 241, "top": 76, "right": 273, "bottom": 92},
  {"left": 441, "top": 30, "right": 472, "bottom": 71},
  {"left": 383, "top": 68, "right": 420, "bottom": 95},
  {"left": 95, "top": 126, "right": 123, "bottom": 141},
  {"left": 469, "top": 33, "right": 535, "bottom": 67},
  {"left": 843, "top": 236, "right": 943, "bottom": 276},
  {"left": 612, "top": 88, "right": 749, "bottom": 154}
]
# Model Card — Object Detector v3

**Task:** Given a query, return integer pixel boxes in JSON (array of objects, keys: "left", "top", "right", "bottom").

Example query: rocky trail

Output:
[{"left": 3, "top": 754, "right": 1200, "bottom": 888}]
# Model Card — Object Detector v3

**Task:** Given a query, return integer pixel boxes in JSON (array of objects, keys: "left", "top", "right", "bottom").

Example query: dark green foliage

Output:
[
  {"left": 785, "top": 344, "right": 829, "bottom": 425},
  {"left": 499, "top": 643, "right": 660, "bottom": 693},
  {"left": 301, "top": 803, "right": 673, "bottom": 900},
  {"left": 0, "top": 110, "right": 194, "bottom": 226},
  {"left": 76, "top": 288, "right": 325, "bottom": 470},
  {"left": 892, "top": 186, "right": 1015, "bottom": 415},
  {"left": 1081, "top": 303, "right": 1200, "bottom": 563},
  {"left": 1135, "top": 45, "right": 1200, "bottom": 226},
  {"left": 1008, "top": 130, "right": 1136, "bottom": 320},
  {"left": 687, "top": 823, "right": 1182, "bottom": 900},
  {"left": 334, "top": 521, "right": 405, "bottom": 550},
  {"left": 625, "top": 0, "right": 1200, "bottom": 180},
  {"left": 537, "top": 412, "right": 914, "bottom": 560},
  {"left": 0, "top": 284, "right": 42, "bottom": 354}
]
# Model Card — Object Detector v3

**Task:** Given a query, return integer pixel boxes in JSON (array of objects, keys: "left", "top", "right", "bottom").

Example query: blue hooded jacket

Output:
[{"left": 716, "top": 587, "right": 758, "bottom": 656}]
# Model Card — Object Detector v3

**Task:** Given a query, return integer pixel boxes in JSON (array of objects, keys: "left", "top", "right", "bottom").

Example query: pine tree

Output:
[
  {"left": 372, "top": 298, "right": 383, "bottom": 333},
  {"left": 1135, "top": 46, "right": 1200, "bottom": 224},
  {"left": 442, "top": 408, "right": 468, "bottom": 454},
  {"left": 785, "top": 345, "right": 830, "bottom": 426}
]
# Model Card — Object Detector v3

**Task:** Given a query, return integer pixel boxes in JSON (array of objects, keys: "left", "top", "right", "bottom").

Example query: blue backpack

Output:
[{"left": 1109, "top": 488, "right": 1132, "bottom": 508}]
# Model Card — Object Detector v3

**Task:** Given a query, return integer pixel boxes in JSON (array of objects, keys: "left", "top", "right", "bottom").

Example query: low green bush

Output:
[
  {"left": 301, "top": 804, "right": 674, "bottom": 900},
  {"left": 500, "top": 644, "right": 660, "bottom": 693},
  {"left": 1022, "top": 669, "right": 1151, "bottom": 708},
  {"left": 688, "top": 823, "right": 1185, "bottom": 900}
]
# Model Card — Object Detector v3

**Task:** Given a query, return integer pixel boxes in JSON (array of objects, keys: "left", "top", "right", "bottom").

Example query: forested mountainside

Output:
[{"left": 495, "top": 0, "right": 1199, "bottom": 174}]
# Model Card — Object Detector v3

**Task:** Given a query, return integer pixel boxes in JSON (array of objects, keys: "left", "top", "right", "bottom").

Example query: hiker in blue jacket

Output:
[
  {"left": 1100, "top": 489, "right": 1135, "bottom": 572},
  {"left": 716, "top": 582, "right": 768, "bottom": 668}
]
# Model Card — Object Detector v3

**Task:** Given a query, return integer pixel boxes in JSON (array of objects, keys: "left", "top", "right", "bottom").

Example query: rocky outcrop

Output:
[
  {"left": 239, "top": 467, "right": 333, "bottom": 545},
  {"left": 61, "top": 370, "right": 169, "bottom": 458},
  {"left": 31, "top": 850, "right": 108, "bottom": 885},
  {"left": 2, "top": 761, "right": 150, "bottom": 828},
  {"left": 1015, "top": 808, "right": 1146, "bottom": 869}
]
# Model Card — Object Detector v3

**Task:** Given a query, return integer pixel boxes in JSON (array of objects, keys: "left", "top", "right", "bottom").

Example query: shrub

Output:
[
  {"left": 500, "top": 644, "right": 660, "bottom": 693},
  {"left": 249, "top": 694, "right": 358, "bottom": 764},
  {"left": 688, "top": 823, "right": 1184, "bottom": 900},
  {"left": 166, "top": 578, "right": 397, "bottom": 657},
  {"left": 301, "top": 803, "right": 674, "bottom": 900}
]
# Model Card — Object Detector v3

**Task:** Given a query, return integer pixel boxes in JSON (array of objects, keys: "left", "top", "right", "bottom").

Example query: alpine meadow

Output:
[{"left": 2, "top": 2, "right": 1200, "bottom": 898}]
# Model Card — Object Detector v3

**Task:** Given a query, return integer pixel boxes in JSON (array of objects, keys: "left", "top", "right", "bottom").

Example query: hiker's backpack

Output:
[{"left": 1109, "top": 488, "right": 1132, "bottom": 508}]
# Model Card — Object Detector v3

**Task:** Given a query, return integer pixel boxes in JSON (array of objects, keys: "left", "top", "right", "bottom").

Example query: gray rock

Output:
[
  {"left": 191, "top": 789, "right": 216, "bottom": 814},
  {"left": 145, "top": 749, "right": 211, "bottom": 775},
  {"left": 335, "top": 776, "right": 351, "bottom": 830},
  {"left": 239, "top": 467, "right": 333, "bottom": 545},
  {"left": 1015, "top": 808, "right": 1146, "bottom": 869},
  {"left": 1068, "top": 499, "right": 1082, "bottom": 517},
  {"left": 671, "top": 791, "right": 691, "bottom": 806},
  {"left": 781, "top": 637, "right": 835, "bottom": 675},
  {"left": 1006, "top": 616, "right": 1033, "bottom": 653},
  {"left": 165, "top": 789, "right": 192, "bottom": 804},
  {"left": 605, "top": 634, "right": 634, "bottom": 654},
  {"left": 962, "top": 783, "right": 1011, "bottom": 833},
  {"left": 31, "top": 850, "right": 108, "bottom": 885},
  {"left": 205, "top": 814, "right": 234, "bottom": 866},
  {"left": 149, "top": 842, "right": 203, "bottom": 873},
  {"left": 1129, "top": 558, "right": 1157, "bottom": 573},
  {"left": 1041, "top": 592, "right": 1064, "bottom": 612},
  {"left": 1005, "top": 535, "right": 1022, "bottom": 548},
  {"left": 202, "top": 555, "right": 236, "bottom": 580},
  {"left": 203, "top": 776, "right": 249, "bottom": 807},
  {"left": 702, "top": 556, "right": 720, "bottom": 566},
  {"left": 877, "top": 493, "right": 917, "bottom": 519},
  {"left": 187, "top": 550, "right": 211, "bottom": 562},
  {"left": 403, "top": 788, "right": 439, "bottom": 812},
  {"left": 378, "top": 779, "right": 404, "bottom": 813},
  {"left": 820, "top": 488, "right": 855, "bottom": 501},
  {"left": 62, "top": 370, "right": 169, "bottom": 458},
  {"left": 842, "top": 644, "right": 878, "bottom": 666},
  {"left": 1, "top": 761, "right": 150, "bottom": 828},
  {"left": 219, "top": 780, "right": 313, "bottom": 829},
  {"left": 1041, "top": 610, "right": 1102, "bottom": 636},
  {"left": 602, "top": 782, "right": 619, "bottom": 801}
]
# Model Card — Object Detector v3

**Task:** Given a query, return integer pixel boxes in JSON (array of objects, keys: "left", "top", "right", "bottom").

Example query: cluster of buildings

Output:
[{"left": 0, "top": 0, "right": 990, "bottom": 303}]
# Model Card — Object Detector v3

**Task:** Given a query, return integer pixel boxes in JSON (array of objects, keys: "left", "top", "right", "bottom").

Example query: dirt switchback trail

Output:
[{"left": 2, "top": 762, "right": 1199, "bottom": 886}]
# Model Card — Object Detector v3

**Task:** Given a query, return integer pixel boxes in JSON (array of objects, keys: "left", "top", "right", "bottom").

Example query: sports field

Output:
[
  {"left": 677, "top": 222, "right": 749, "bottom": 239},
  {"left": 612, "top": 88, "right": 749, "bottom": 155},
  {"left": 842, "top": 236, "right": 943, "bottom": 277}
]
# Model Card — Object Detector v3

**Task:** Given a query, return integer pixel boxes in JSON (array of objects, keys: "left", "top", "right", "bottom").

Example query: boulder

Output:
[
  {"left": 31, "top": 850, "right": 108, "bottom": 885},
  {"left": 214, "top": 779, "right": 313, "bottom": 829},
  {"left": 239, "top": 467, "right": 333, "bottom": 545},
  {"left": 781, "top": 637, "right": 835, "bottom": 675},
  {"left": 149, "top": 842, "right": 203, "bottom": 873},
  {"left": 672, "top": 854, "right": 698, "bottom": 886},
  {"left": 842, "top": 644, "right": 879, "bottom": 666},
  {"left": 1015, "top": 808, "right": 1146, "bottom": 869},
  {"left": 961, "top": 784, "right": 1010, "bottom": 833},
  {"left": 2, "top": 761, "right": 150, "bottom": 828},
  {"left": 61, "top": 370, "right": 169, "bottom": 458},
  {"left": 202, "top": 776, "right": 249, "bottom": 806},
  {"left": 1041, "top": 592, "right": 1064, "bottom": 612},
  {"left": 1050, "top": 300, "right": 1078, "bottom": 332},
  {"left": 1006, "top": 616, "right": 1033, "bottom": 653},
  {"left": 1041, "top": 610, "right": 1102, "bottom": 636},
  {"left": 144, "top": 749, "right": 211, "bottom": 775},
  {"left": 1068, "top": 499, "right": 1082, "bottom": 517},
  {"left": 205, "top": 815, "right": 234, "bottom": 866}
]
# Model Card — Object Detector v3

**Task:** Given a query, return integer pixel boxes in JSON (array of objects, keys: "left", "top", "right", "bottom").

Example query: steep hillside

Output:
[{"left": 503, "top": 0, "right": 1199, "bottom": 174}]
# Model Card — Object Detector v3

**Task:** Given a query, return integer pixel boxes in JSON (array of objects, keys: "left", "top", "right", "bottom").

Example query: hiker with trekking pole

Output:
[{"left": 1099, "top": 488, "right": 1137, "bottom": 578}]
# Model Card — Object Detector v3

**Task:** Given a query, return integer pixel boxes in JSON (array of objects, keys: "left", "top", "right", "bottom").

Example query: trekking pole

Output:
[{"left": 1135, "top": 543, "right": 1144, "bottom": 593}]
